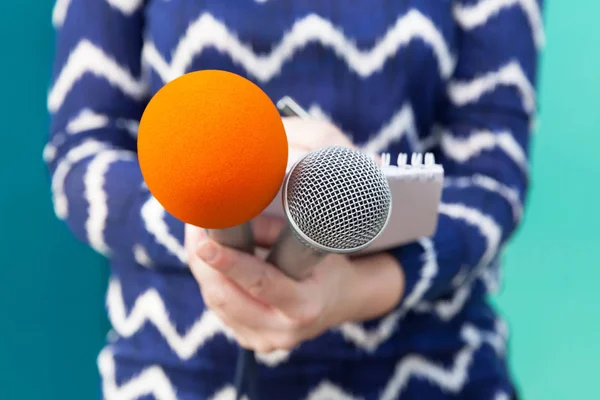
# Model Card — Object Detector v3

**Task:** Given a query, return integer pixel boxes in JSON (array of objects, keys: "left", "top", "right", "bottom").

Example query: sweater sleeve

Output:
[
  {"left": 391, "top": 0, "right": 543, "bottom": 310},
  {"left": 45, "top": 0, "right": 188, "bottom": 270}
]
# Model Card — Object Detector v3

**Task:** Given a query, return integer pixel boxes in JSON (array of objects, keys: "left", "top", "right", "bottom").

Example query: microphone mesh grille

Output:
[{"left": 286, "top": 147, "right": 392, "bottom": 251}]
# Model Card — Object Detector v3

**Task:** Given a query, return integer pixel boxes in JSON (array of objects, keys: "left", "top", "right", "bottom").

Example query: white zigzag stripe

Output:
[
  {"left": 208, "top": 386, "right": 248, "bottom": 400},
  {"left": 98, "top": 347, "right": 178, "bottom": 400},
  {"left": 416, "top": 259, "right": 507, "bottom": 321},
  {"left": 441, "top": 129, "right": 528, "bottom": 175},
  {"left": 48, "top": 40, "right": 147, "bottom": 113},
  {"left": 85, "top": 150, "right": 135, "bottom": 256},
  {"left": 106, "top": 0, "right": 144, "bottom": 15},
  {"left": 453, "top": 0, "right": 545, "bottom": 49},
  {"left": 107, "top": 278, "right": 293, "bottom": 366},
  {"left": 140, "top": 196, "right": 188, "bottom": 265},
  {"left": 62, "top": 108, "right": 139, "bottom": 137},
  {"left": 477, "top": 321, "right": 507, "bottom": 356},
  {"left": 98, "top": 325, "right": 495, "bottom": 399},
  {"left": 52, "top": 0, "right": 71, "bottom": 28},
  {"left": 337, "top": 238, "right": 437, "bottom": 351},
  {"left": 52, "top": 0, "right": 144, "bottom": 29},
  {"left": 116, "top": 118, "right": 140, "bottom": 137},
  {"left": 439, "top": 202, "right": 502, "bottom": 270},
  {"left": 107, "top": 279, "right": 231, "bottom": 360},
  {"left": 305, "top": 382, "right": 362, "bottom": 400},
  {"left": 445, "top": 174, "right": 524, "bottom": 222},
  {"left": 379, "top": 324, "right": 481, "bottom": 399},
  {"left": 52, "top": 139, "right": 109, "bottom": 219},
  {"left": 133, "top": 243, "right": 154, "bottom": 268},
  {"left": 362, "top": 104, "right": 420, "bottom": 153},
  {"left": 413, "top": 281, "right": 470, "bottom": 321},
  {"left": 402, "top": 238, "right": 438, "bottom": 309},
  {"left": 448, "top": 61, "right": 535, "bottom": 114},
  {"left": 67, "top": 108, "right": 109, "bottom": 135},
  {"left": 448, "top": 181, "right": 511, "bottom": 215},
  {"left": 43, "top": 133, "right": 68, "bottom": 164},
  {"left": 307, "top": 103, "right": 420, "bottom": 155},
  {"left": 143, "top": 11, "right": 455, "bottom": 83}
]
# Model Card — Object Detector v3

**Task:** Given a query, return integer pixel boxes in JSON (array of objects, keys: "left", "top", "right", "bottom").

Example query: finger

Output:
[
  {"left": 184, "top": 224, "right": 208, "bottom": 260},
  {"left": 195, "top": 238, "right": 306, "bottom": 312},
  {"left": 190, "top": 256, "right": 281, "bottom": 332},
  {"left": 283, "top": 118, "right": 355, "bottom": 150},
  {"left": 282, "top": 119, "right": 324, "bottom": 150},
  {"left": 252, "top": 215, "right": 286, "bottom": 248}
]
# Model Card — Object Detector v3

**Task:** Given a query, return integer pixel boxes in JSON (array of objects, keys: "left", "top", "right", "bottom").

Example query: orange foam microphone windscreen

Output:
[{"left": 137, "top": 70, "right": 288, "bottom": 229}]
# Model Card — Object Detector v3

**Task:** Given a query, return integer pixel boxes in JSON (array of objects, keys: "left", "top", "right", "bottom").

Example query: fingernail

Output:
[{"left": 197, "top": 241, "right": 218, "bottom": 263}]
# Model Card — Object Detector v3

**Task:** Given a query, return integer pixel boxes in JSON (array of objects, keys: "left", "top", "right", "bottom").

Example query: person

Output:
[{"left": 45, "top": 0, "right": 542, "bottom": 399}]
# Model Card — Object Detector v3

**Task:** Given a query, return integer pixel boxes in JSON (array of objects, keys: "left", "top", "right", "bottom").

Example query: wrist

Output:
[{"left": 334, "top": 253, "right": 405, "bottom": 324}]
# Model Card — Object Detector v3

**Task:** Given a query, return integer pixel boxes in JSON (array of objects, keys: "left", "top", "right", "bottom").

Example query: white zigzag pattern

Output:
[
  {"left": 52, "top": 0, "right": 144, "bottom": 29},
  {"left": 305, "top": 382, "right": 361, "bottom": 400},
  {"left": 416, "top": 283, "right": 473, "bottom": 321},
  {"left": 360, "top": 104, "right": 420, "bottom": 153},
  {"left": 133, "top": 243, "right": 154, "bottom": 268},
  {"left": 107, "top": 279, "right": 291, "bottom": 365},
  {"left": 439, "top": 202, "right": 502, "bottom": 271},
  {"left": 140, "top": 196, "right": 188, "bottom": 265},
  {"left": 97, "top": 325, "right": 495, "bottom": 400},
  {"left": 337, "top": 238, "right": 437, "bottom": 351},
  {"left": 52, "top": 0, "right": 71, "bottom": 28},
  {"left": 98, "top": 347, "right": 178, "bottom": 400},
  {"left": 445, "top": 174, "right": 524, "bottom": 222},
  {"left": 378, "top": 324, "right": 483, "bottom": 400},
  {"left": 453, "top": 0, "right": 545, "bottom": 49},
  {"left": 105, "top": 277, "right": 504, "bottom": 398},
  {"left": 441, "top": 128, "right": 529, "bottom": 175},
  {"left": 412, "top": 203, "right": 503, "bottom": 321},
  {"left": 208, "top": 386, "right": 248, "bottom": 400},
  {"left": 143, "top": 11, "right": 455, "bottom": 83},
  {"left": 448, "top": 61, "right": 535, "bottom": 114},
  {"left": 212, "top": 324, "right": 485, "bottom": 400},
  {"left": 48, "top": 40, "right": 147, "bottom": 113},
  {"left": 106, "top": 0, "right": 144, "bottom": 15},
  {"left": 107, "top": 279, "right": 231, "bottom": 360},
  {"left": 84, "top": 150, "right": 136, "bottom": 256},
  {"left": 66, "top": 108, "right": 109, "bottom": 135},
  {"left": 51, "top": 139, "right": 109, "bottom": 219}
]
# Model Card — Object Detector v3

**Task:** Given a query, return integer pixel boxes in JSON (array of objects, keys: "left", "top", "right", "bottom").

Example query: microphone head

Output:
[
  {"left": 137, "top": 70, "right": 288, "bottom": 229},
  {"left": 283, "top": 146, "right": 392, "bottom": 253}
]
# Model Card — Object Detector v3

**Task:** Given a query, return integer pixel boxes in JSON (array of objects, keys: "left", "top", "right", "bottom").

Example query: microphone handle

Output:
[
  {"left": 207, "top": 224, "right": 254, "bottom": 254},
  {"left": 206, "top": 225, "right": 255, "bottom": 400},
  {"left": 265, "top": 225, "right": 326, "bottom": 281}
]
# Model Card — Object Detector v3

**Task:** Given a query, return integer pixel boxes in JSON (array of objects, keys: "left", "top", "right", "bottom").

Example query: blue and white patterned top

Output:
[{"left": 45, "top": 0, "right": 542, "bottom": 398}]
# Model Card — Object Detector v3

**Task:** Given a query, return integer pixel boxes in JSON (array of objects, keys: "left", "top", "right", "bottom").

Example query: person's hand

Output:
[
  {"left": 282, "top": 117, "right": 383, "bottom": 165},
  {"left": 282, "top": 117, "right": 357, "bottom": 152},
  {"left": 185, "top": 216, "right": 360, "bottom": 353}
]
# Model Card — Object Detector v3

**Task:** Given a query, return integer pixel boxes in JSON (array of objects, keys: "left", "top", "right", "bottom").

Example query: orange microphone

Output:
[{"left": 137, "top": 70, "right": 288, "bottom": 251}]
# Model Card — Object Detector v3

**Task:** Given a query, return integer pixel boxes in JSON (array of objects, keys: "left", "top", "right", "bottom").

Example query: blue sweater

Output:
[{"left": 45, "top": 1, "right": 542, "bottom": 399}]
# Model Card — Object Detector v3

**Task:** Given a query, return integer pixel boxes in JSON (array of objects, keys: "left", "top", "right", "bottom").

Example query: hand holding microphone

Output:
[{"left": 137, "top": 73, "right": 400, "bottom": 396}]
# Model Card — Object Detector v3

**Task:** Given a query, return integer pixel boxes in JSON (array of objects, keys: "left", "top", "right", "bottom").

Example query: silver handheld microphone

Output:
[{"left": 266, "top": 146, "right": 392, "bottom": 280}]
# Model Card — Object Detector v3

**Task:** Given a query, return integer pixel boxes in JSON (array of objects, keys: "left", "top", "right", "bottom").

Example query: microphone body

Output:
[
  {"left": 266, "top": 146, "right": 393, "bottom": 281},
  {"left": 265, "top": 226, "right": 324, "bottom": 280}
]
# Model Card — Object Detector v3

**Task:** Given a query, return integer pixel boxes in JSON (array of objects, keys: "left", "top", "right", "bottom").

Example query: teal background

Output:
[{"left": 0, "top": 1, "right": 597, "bottom": 399}]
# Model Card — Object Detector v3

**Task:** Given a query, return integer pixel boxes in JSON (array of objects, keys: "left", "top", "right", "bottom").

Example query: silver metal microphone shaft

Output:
[
  {"left": 207, "top": 225, "right": 254, "bottom": 254},
  {"left": 265, "top": 226, "right": 325, "bottom": 281}
]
